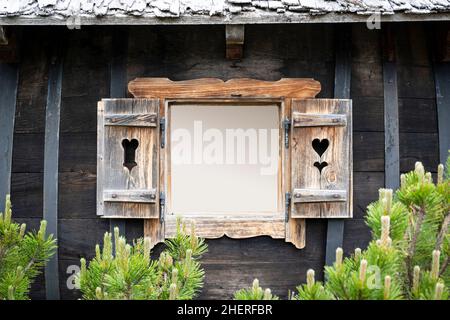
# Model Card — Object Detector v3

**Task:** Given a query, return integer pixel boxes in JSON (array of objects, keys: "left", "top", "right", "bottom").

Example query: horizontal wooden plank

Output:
[
  {"left": 292, "top": 189, "right": 347, "bottom": 203},
  {"left": 343, "top": 218, "right": 372, "bottom": 256},
  {"left": 104, "top": 113, "right": 157, "bottom": 127},
  {"left": 103, "top": 189, "right": 157, "bottom": 203},
  {"left": 129, "top": 78, "right": 321, "bottom": 99},
  {"left": 397, "top": 65, "right": 435, "bottom": 99},
  {"left": 58, "top": 218, "right": 110, "bottom": 260},
  {"left": 292, "top": 112, "right": 347, "bottom": 127},
  {"left": 163, "top": 215, "right": 286, "bottom": 240}
]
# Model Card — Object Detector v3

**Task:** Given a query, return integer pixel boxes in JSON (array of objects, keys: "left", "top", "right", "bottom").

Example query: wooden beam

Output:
[
  {"left": 109, "top": 27, "right": 129, "bottom": 240},
  {"left": 382, "top": 26, "right": 400, "bottom": 190},
  {"left": 43, "top": 41, "right": 64, "bottom": 300},
  {"left": 325, "top": 24, "right": 351, "bottom": 266},
  {"left": 225, "top": 24, "right": 244, "bottom": 60},
  {"left": 0, "top": 63, "right": 19, "bottom": 211},
  {"left": 431, "top": 24, "right": 450, "bottom": 164},
  {"left": 435, "top": 62, "right": 450, "bottom": 164}
]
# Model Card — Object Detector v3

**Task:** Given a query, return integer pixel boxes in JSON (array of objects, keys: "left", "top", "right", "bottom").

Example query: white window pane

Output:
[{"left": 170, "top": 103, "right": 280, "bottom": 214}]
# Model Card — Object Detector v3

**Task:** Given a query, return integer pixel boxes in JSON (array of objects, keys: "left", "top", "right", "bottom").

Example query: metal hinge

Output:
[
  {"left": 285, "top": 192, "right": 291, "bottom": 222},
  {"left": 160, "top": 117, "right": 166, "bottom": 148},
  {"left": 283, "top": 118, "right": 291, "bottom": 149},
  {"left": 159, "top": 192, "right": 165, "bottom": 223}
]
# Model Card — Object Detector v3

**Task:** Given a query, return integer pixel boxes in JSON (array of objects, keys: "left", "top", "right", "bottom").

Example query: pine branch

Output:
[
  {"left": 406, "top": 205, "right": 425, "bottom": 285},
  {"left": 435, "top": 212, "right": 450, "bottom": 252}
]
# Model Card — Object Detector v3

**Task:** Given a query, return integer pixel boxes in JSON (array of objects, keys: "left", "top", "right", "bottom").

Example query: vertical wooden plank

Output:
[
  {"left": 43, "top": 41, "right": 64, "bottom": 300},
  {"left": 0, "top": 63, "right": 19, "bottom": 211},
  {"left": 326, "top": 24, "right": 351, "bottom": 266},
  {"left": 109, "top": 27, "right": 129, "bottom": 239},
  {"left": 382, "top": 25, "right": 400, "bottom": 190},
  {"left": 435, "top": 62, "right": 450, "bottom": 164},
  {"left": 432, "top": 26, "right": 450, "bottom": 165}
]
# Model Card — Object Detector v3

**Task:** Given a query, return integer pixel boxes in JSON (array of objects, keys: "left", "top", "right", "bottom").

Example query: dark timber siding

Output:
[{"left": 9, "top": 23, "right": 440, "bottom": 300}]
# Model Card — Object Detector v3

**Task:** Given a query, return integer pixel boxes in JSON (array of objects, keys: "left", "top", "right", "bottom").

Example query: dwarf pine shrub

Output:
[
  {"left": 0, "top": 195, "right": 57, "bottom": 300},
  {"left": 292, "top": 158, "right": 449, "bottom": 300},
  {"left": 76, "top": 218, "right": 207, "bottom": 300}
]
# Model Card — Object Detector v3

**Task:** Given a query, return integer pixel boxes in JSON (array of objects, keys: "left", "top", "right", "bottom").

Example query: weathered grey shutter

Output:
[
  {"left": 97, "top": 99, "right": 160, "bottom": 218},
  {"left": 290, "top": 99, "right": 352, "bottom": 218}
]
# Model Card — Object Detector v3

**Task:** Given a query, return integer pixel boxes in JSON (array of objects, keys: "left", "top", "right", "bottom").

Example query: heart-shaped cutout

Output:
[
  {"left": 312, "top": 138, "right": 329, "bottom": 158},
  {"left": 122, "top": 138, "right": 139, "bottom": 171},
  {"left": 314, "top": 161, "right": 328, "bottom": 174}
]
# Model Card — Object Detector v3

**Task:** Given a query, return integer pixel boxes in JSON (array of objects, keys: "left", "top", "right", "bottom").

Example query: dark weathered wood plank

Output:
[
  {"left": 382, "top": 27, "right": 400, "bottom": 190},
  {"left": 43, "top": 43, "right": 64, "bottom": 300},
  {"left": 434, "top": 61, "right": 450, "bottom": 164},
  {"left": 109, "top": 27, "right": 129, "bottom": 239},
  {"left": 0, "top": 63, "right": 19, "bottom": 211},
  {"left": 326, "top": 24, "right": 351, "bottom": 266}
]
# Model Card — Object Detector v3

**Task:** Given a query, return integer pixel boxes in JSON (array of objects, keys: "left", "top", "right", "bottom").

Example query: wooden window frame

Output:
[
  {"left": 128, "top": 77, "right": 322, "bottom": 249},
  {"left": 163, "top": 98, "right": 286, "bottom": 239}
]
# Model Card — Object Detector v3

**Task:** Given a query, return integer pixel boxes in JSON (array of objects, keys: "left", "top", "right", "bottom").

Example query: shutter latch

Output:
[
  {"left": 285, "top": 192, "right": 291, "bottom": 222},
  {"left": 283, "top": 118, "right": 291, "bottom": 149},
  {"left": 160, "top": 117, "right": 166, "bottom": 148},
  {"left": 159, "top": 192, "right": 165, "bottom": 223}
]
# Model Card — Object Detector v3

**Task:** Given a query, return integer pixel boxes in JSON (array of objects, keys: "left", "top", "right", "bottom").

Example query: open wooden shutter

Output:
[
  {"left": 290, "top": 99, "right": 352, "bottom": 218},
  {"left": 97, "top": 99, "right": 160, "bottom": 218}
]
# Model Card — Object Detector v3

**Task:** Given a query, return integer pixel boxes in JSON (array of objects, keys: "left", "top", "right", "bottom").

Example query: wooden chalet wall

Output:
[{"left": 8, "top": 23, "right": 440, "bottom": 299}]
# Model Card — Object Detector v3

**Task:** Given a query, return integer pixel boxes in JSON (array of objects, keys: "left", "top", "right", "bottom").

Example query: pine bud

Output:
[
  {"left": 431, "top": 250, "right": 440, "bottom": 280},
  {"left": 384, "top": 189, "right": 392, "bottom": 214},
  {"left": 425, "top": 172, "right": 432, "bottom": 183},
  {"left": 38, "top": 220, "right": 47, "bottom": 240},
  {"left": 169, "top": 283, "right": 177, "bottom": 300},
  {"left": 80, "top": 258, "right": 86, "bottom": 275},
  {"left": 376, "top": 239, "right": 381, "bottom": 246},
  {"left": 252, "top": 279, "right": 260, "bottom": 291},
  {"left": 383, "top": 275, "right": 391, "bottom": 300},
  {"left": 437, "top": 164, "right": 444, "bottom": 184},
  {"left": 4, "top": 194, "right": 12, "bottom": 226},
  {"left": 7, "top": 285, "right": 14, "bottom": 300},
  {"left": 335, "top": 247, "right": 343, "bottom": 270},
  {"left": 190, "top": 223, "right": 198, "bottom": 249},
  {"left": 144, "top": 237, "right": 151, "bottom": 262},
  {"left": 378, "top": 188, "right": 386, "bottom": 202},
  {"left": 415, "top": 162, "right": 425, "bottom": 181},
  {"left": 103, "top": 232, "right": 112, "bottom": 260},
  {"left": 95, "top": 244, "right": 101, "bottom": 260},
  {"left": 19, "top": 223, "right": 26, "bottom": 239},
  {"left": 263, "top": 288, "right": 272, "bottom": 300},
  {"left": 95, "top": 287, "right": 103, "bottom": 300},
  {"left": 359, "top": 259, "right": 368, "bottom": 284},
  {"left": 412, "top": 265, "right": 420, "bottom": 293},
  {"left": 434, "top": 282, "right": 444, "bottom": 300},
  {"left": 306, "top": 269, "right": 315, "bottom": 288},
  {"left": 354, "top": 248, "right": 361, "bottom": 261},
  {"left": 171, "top": 268, "right": 179, "bottom": 284},
  {"left": 400, "top": 174, "right": 406, "bottom": 188},
  {"left": 381, "top": 216, "right": 390, "bottom": 247}
]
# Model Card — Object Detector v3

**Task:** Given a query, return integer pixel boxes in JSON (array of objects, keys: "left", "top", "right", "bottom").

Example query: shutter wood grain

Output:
[
  {"left": 97, "top": 99, "right": 160, "bottom": 218},
  {"left": 291, "top": 99, "right": 352, "bottom": 218}
]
